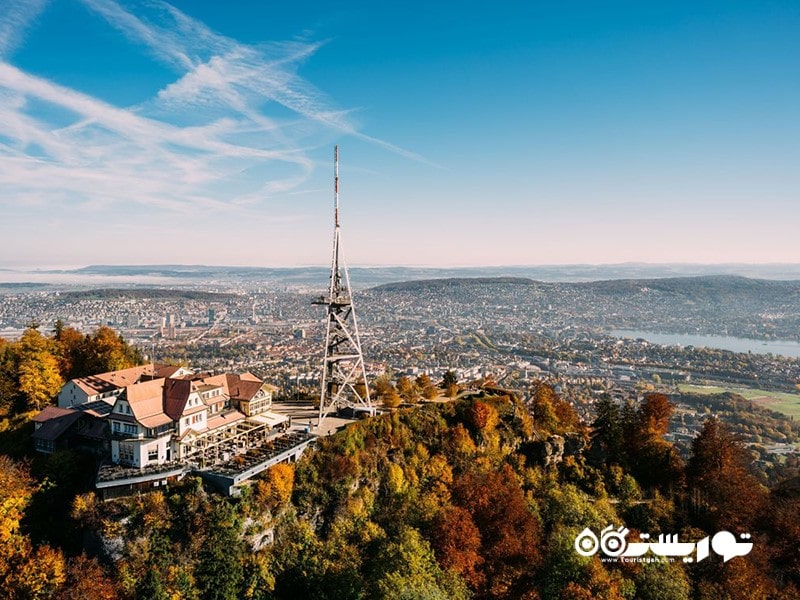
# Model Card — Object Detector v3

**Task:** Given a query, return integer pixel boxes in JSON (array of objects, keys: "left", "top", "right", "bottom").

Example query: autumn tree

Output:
[
  {"left": 373, "top": 370, "right": 394, "bottom": 397},
  {"left": 431, "top": 505, "right": 484, "bottom": 589},
  {"left": 382, "top": 387, "right": 402, "bottom": 409},
  {"left": 256, "top": 463, "right": 295, "bottom": 512},
  {"left": 0, "top": 456, "right": 67, "bottom": 598},
  {"left": 17, "top": 328, "right": 63, "bottom": 410},
  {"left": 469, "top": 400, "right": 499, "bottom": 435},
  {"left": 53, "top": 326, "right": 86, "bottom": 381},
  {"left": 530, "top": 382, "right": 580, "bottom": 435},
  {"left": 417, "top": 373, "right": 438, "bottom": 400},
  {"left": 687, "top": 417, "right": 767, "bottom": 530},
  {"left": 452, "top": 464, "right": 542, "bottom": 598},
  {"left": 396, "top": 375, "right": 416, "bottom": 402},
  {"left": 79, "top": 326, "right": 141, "bottom": 375},
  {"left": 638, "top": 393, "right": 672, "bottom": 436}
]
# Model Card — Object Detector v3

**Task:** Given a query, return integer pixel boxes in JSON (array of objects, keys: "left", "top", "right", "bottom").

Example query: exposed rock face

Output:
[
  {"left": 540, "top": 435, "right": 565, "bottom": 468},
  {"left": 564, "top": 432, "right": 586, "bottom": 456},
  {"left": 529, "top": 432, "right": 585, "bottom": 468}
]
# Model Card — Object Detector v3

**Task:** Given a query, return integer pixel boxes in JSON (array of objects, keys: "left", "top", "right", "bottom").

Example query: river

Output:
[{"left": 610, "top": 330, "right": 800, "bottom": 359}]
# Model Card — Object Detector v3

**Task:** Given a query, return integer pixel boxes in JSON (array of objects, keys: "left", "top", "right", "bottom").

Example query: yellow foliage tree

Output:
[
  {"left": 17, "top": 329, "right": 63, "bottom": 411},
  {"left": 0, "top": 456, "right": 67, "bottom": 598},
  {"left": 256, "top": 463, "right": 295, "bottom": 511}
]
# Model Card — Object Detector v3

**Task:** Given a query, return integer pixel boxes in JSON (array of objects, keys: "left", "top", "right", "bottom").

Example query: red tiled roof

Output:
[
  {"left": 33, "top": 406, "right": 75, "bottom": 423},
  {"left": 164, "top": 378, "right": 192, "bottom": 422},
  {"left": 123, "top": 378, "right": 171, "bottom": 427},
  {"left": 224, "top": 373, "right": 264, "bottom": 401},
  {"left": 70, "top": 364, "right": 173, "bottom": 396}
]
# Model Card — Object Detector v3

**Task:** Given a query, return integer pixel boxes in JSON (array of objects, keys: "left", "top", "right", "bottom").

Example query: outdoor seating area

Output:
[{"left": 209, "top": 430, "right": 314, "bottom": 477}]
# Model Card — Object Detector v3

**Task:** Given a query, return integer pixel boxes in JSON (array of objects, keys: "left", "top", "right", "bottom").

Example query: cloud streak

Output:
[
  {"left": 0, "top": 0, "right": 48, "bottom": 58},
  {"left": 0, "top": 0, "right": 432, "bottom": 220}
]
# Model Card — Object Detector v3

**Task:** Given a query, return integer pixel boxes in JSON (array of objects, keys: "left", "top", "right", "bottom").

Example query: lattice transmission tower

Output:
[{"left": 313, "top": 146, "right": 372, "bottom": 426}]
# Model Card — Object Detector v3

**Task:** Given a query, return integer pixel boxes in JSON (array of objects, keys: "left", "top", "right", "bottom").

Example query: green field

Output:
[{"left": 677, "top": 383, "right": 800, "bottom": 420}]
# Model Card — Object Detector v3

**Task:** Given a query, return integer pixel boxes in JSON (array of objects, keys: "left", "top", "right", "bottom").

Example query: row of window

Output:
[{"left": 112, "top": 421, "right": 138, "bottom": 435}]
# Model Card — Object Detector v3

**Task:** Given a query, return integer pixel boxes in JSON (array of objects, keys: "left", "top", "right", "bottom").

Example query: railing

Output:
[{"left": 96, "top": 461, "right": 188, "bottom": 486}]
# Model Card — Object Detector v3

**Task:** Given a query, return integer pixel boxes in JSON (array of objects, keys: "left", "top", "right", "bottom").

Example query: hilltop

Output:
[
  {"left": 2, "top": 388, "right": 798, "bottom": 598},
  {"left": 374, "top": 274, "right": 800, "bottom": 295}
]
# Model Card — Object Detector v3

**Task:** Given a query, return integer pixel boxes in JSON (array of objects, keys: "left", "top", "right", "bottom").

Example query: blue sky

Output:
[{"left": 1, "top": 0, "right": 798, "bottom": 267}]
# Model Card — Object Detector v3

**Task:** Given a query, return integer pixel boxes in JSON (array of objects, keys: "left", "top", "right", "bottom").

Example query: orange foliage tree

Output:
[
  {"left": 687, "top": 417, "right": 767, "bottom": 531},
  {"left": 452, "top": 464, "right": 542, "bottom": 599},
  {"left": 432, "top": 505, "right": 484, "bottom": 588}
]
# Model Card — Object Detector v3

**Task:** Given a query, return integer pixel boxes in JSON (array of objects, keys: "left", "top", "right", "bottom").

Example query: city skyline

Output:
[{"left": 1, "top": 0, "right": 799, "bottom": 267}]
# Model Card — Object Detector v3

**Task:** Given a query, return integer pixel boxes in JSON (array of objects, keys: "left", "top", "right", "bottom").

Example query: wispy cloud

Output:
[
  {"left": 0, "top": 0, "right": 48, "bottom": 58},
  {"left": 0, "top": 0, "right": 432, "bottom": 219}
]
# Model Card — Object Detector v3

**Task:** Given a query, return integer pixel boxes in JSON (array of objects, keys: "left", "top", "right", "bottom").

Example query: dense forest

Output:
[{"left": 1, "top": 375, "right": 798, "bottom": 598}]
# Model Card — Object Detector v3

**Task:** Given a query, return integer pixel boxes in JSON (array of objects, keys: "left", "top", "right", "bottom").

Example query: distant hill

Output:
[
  {"left": 578, "top": 274, "right": 800, "bottom": 296},
  {"left": 374, "top": 274, "right": 800, "bottom": 297},
  {"left": 373, "top": 277, "right": 539, "bottom": 291},
  {"left": 59, "top": 288, "right": 239, "bottom": 301}
]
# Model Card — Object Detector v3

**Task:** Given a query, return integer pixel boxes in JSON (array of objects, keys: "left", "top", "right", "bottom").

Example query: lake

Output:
[{"left": 610, "top": 330, "right": 800, "bottom": 359}]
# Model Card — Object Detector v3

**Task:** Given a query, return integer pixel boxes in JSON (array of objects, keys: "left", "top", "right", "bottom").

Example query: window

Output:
[
  {"left": 147, "top": 446, "right": 158, "bottom": 461},
  {"left": 112, "top": 421, "right": 121, "bottom": 433},
  {"left": 119, "top": 443, "right": 134, "bottom": 465},
  {"left": 35, "top": 439, "right": 55, "bottom": 453},
  {"left": 123, "top": 423, "right": 137, "bottom": 435}
]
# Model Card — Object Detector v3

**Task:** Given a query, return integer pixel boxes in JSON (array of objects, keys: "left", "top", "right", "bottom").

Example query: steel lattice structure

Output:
[{"left": 313, "top": 146, "right": 372, "bottom": 426}]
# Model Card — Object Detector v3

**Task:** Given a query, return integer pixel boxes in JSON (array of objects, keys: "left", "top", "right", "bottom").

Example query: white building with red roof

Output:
[{"left": 57, "top": 364, "right": 191, "bottom": 409}]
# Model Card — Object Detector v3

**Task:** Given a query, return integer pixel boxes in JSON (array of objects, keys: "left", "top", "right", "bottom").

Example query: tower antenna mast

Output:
[{"left": 314, "top": 146, "right": 372, "bottom": 427}]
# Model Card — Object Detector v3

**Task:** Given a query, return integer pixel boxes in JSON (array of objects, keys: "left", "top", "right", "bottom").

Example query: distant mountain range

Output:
[{"left": 3, "top": 263, "right": 800, "bottom": 289}]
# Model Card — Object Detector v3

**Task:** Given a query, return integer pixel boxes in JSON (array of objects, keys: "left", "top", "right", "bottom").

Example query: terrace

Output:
[{"left": 197, "top": 430, "right": 316, "bottom": 495}]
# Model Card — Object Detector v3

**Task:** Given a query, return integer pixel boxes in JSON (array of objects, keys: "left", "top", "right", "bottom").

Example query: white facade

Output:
[
  {"left": 111, "top": 434, "right": 172, "bottom": 468},
  {"left": 176, "top": 391, "right": 208, "bottom": 436},
  {"left": 57, "top": 381, "right": 94, "bottom": 408}
]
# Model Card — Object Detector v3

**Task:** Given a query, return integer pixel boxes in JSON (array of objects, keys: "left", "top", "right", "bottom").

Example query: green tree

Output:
[
  {"left": 590, "top": 396, "right": 623, "bottom": 464},
  {"left": 135, "top": 568, "right": 168, "bottom": 600},
  {"left": 0, "top": 338, "right": 19, "bottom": 412},
  {"left": 368, "top": 527, "right": 469, "bottom": 600},
  {"left": 442, "top": 371, "right": 458, "bottom": 389},
  {"left": 196, "top": 501, "right": 244, "bottom": 600}
]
